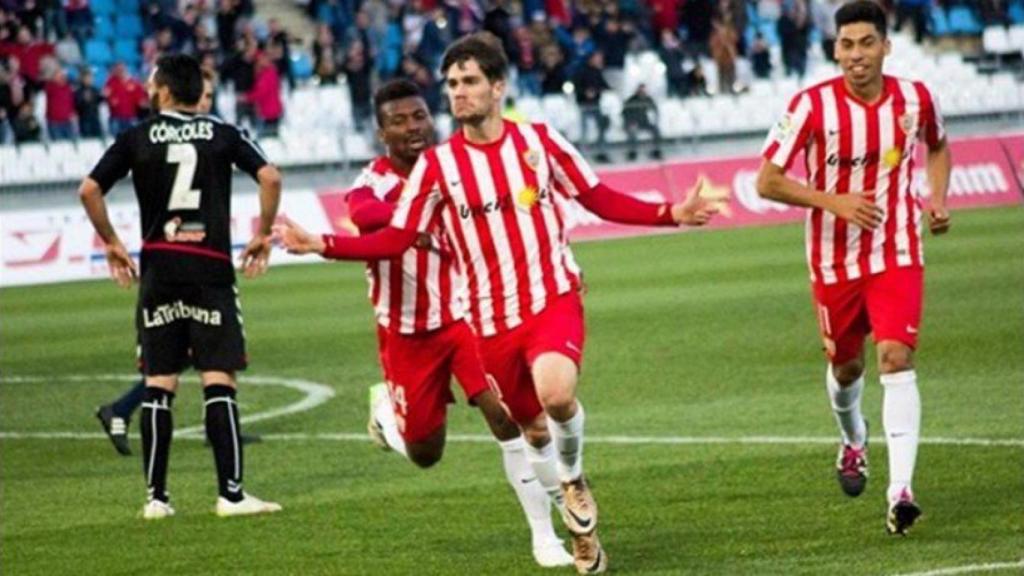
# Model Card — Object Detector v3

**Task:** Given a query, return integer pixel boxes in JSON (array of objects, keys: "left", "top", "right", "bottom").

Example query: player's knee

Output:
[
  {"left": 537, "top": 386, "right": 576, "bottom": 419},
  {"left": 878, "top": 342, "right": 914, "bottom": 374},
  {"left": 407, "top": 445, "right": 444, "bottom": 469},
  {"left": 521, "top": 415, "right": 551, "bottom": 448},
  {"left": 832, "top": 359, "right": 865, "bottom": 385}
]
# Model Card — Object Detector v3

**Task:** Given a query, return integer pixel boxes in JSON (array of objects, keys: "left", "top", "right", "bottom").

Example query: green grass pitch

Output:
[{"left": 2, "top": 206, "right": 1021, "bottom": 575}]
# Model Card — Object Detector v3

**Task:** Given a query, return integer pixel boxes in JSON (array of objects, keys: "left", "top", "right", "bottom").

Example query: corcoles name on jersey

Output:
[{"left": 149, "top": 120, "right": 215, "bottom": 144}]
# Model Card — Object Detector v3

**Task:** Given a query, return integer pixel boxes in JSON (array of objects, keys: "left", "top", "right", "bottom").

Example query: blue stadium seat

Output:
[
  {"left": 116, "top": 0, "right": 139, "bottom": 13},
  {"left": 91, "top": 0, "right": 116, "bottom": 15},
  {"left": 93, "top": 15, "right": 115, "bottom": 39},
  {"left": 114, "top": 39, "right": 140, "bottom": 65},
  {"left": 930, "top": 7, "right": 950, "bottom": 36},
  {"left": 115, "top": 15, "right": 143, "bottom": 38},
  {"left": 84, "top": 39, "right": 114, "bottom": 68},
  {"left": 290, "top": 52, "right": 313, "bottom": 81},
  {"left": 948, "top": 6, "right": 983, "bottom": 35},
  {"left": 89, "top": 65, "right": 109, "bottom": 87},
  {"left": 1010, "top": 0, "right": 1024, "bottom": 24}
]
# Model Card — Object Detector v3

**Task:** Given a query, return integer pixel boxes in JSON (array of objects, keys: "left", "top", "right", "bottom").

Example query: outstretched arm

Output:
[
  {"left": 273, "top": 219, "right": 418, "bottom": 261},
  {"left": 576, "top": 180, "right": 718, "bottom": 227}
]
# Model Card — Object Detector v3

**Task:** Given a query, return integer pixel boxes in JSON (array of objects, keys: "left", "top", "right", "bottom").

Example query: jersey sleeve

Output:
[
  {"left": 916, "top": 82, "right": 946, "bottom": 148},
  {"left": 88, "top": 132, "right": 132, "bottom": 193},
  {"left": 390, "top": 153, "right": 443, "bottom": 234},
  {"left": 536, "top": 123, "right": 600, "bottom": 198},
  {"left": 761, "top": 91, "right": 814, "bottom": 171},
  {"left": 230, "top": 126, "right": 271, "bottom": 180}
]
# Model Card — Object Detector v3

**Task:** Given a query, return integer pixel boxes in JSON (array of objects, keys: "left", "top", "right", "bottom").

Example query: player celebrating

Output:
[
  {"left": 755, "top": 1, "right": 951, "bottom": 535},
  {"left": 346, "top": 78, "right": 573, "bottom": 567},
  {"left": 93, "top": 69, "right": 260, "bottom": 455},
  {"left": 276, "top": 33, "right": 717, "bottom": 573},
  {"left": 79, "top": 54, "right": 283, "bottom": 519}
]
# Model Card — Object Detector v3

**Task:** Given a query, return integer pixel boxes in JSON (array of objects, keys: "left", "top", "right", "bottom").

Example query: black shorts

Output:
[{"left": 136, "top": 274, "right": 247, "bottom": 376}]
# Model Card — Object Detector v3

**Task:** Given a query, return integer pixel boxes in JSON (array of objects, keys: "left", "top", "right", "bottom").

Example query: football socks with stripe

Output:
[
  {"left": 204, "top": 385, "right": 245, "bottom": 503},
  {"left": 140, "top": 387, "right": 174, "bottom": 504}
]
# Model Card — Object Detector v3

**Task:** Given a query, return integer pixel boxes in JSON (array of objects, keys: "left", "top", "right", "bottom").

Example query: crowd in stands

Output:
[{"left": 0, "top": 0, "right": 1018, "bottom": 149}]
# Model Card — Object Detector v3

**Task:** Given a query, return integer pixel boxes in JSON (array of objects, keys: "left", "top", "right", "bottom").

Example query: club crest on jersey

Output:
[
  {"left": 883, "top": 148, "right": 903, "bottom": 168},
  {"left": 899, "top": 113, "right": 917, "bottom": 135},
  {"left": 523, "top": 149, "right": 541, "bottom": 170},
  {"left": 516, "top": 186, "right": 539, "bottom": 210}
]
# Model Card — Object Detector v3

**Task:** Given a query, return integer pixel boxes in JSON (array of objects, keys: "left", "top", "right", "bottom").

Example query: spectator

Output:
[
  {"left": 249, "top": 50, "right": 283, "bottom": 136},
  {"left": 73, "top": 67, "right": 99, "bottom": 138},
  {"left": 810, "top": 0, "right": 839, "bottom": 62},
  {"left": 312, "top": 24, "right": 335, "bottom": 71},
  {"left": 221, "top": 36, "right": 257, "bottom": 127},
  {"left": 343, "top": 39, "right": 371, "bottom": 130},
  {"left": 267, "top": 18, "right": 295, "bottom": 91},
  {"left": 685, "top": 58, "right": 710, "bottom": 97},
  {"left": 572, "top": 49, "right": 610, "bottom": 163},
  {"left": 342, "top": 8, "right": 376, "bottom": 58},
  {"left": 12, "top": 99, "right": 40, "bottom": 142},
  {"left": 103, "top": 62, "right": 147, "bottom": 136},
  {"left": 538, "top": 42, "right": 568, "bottom": 95},
  {"left": 681, "top": 0, "right": 714, "bottom": 54},
  {"left": 750, "top": 31, "right": 772, "bottom": 79},
  {"left": 647, "top": 0, "right": 680, "bottom": 35},
  {"left": 0, "top": 56, "right": 27, "bottom": 127},
  {"left": 44, "top": 66, "right": 75, "bottom": 140},
  {"left": 978, "top": 0, "right": 1010, "bottom": 26},
  {"left": 315, "top": 45, "right": 339, "bottom": 84},
  {"left": 63, "top": 0, "right": 93, "bottom": 47},
  {"left": 511, "top": 25, "right": 540, "bottom": 96},
  {"left": 401, "top": 55, "right": 440, "bottom": 114},
  {"left": 622, "top": 83, "right": 662, "bottom": 161},
  {"left": 595, "top": 16, "right": 633, "bottom": 94},
  {"left": 658, "top": 28, "right": 688, "bottom": 98},
  {"left": 778, "top": 0, "right": 811, "bottom": 80},
  {"left": 0, "top": 25, "right": 54, "bottom": 88},
  {"left": 894, "top": 0, "right": 930, "bottom": 44},
  {"left": 215, "top": 0, "right": 242, "bottom": 52},
  {"left": 709, "top": 7, "right": 739, "bottom": 94}
]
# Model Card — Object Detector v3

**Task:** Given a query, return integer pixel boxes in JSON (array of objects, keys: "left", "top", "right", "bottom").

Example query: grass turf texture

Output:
[{"left": 2, "top": 206, "right": 1021, "bottom": 575}]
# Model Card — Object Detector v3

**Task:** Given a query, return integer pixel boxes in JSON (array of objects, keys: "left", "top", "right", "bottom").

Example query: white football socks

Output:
[
  {"left": 499, "top": 437, "right": 559, "bottom": 547},
  {"left": 826, "top": 365, "right": 867, "bottom": 447},
  {"left": 524, "top": 440, "right": 565, "bottom": 513},
  {"left": 373, "top": 393, "right": 407, "bottom": 457},
  {"left": 881, "top": 370, "right": 920, "bottom": 502},
  {"left": 548, "top": 403, "right": 585, "bottom": 483}
]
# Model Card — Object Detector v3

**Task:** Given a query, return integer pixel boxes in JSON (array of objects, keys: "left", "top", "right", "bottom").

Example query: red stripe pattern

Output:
[
  {"left": 391, "top": 120, "right": 598, "bottom": 336},
  {"left": 761, "top": 75, "right": 944, "bottom": 285},
  {"left": 353, "top": 156, "right": 462, "bottom": 334}
]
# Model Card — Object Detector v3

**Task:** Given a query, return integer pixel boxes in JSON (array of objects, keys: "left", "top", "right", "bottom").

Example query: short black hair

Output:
[
  {"left": 373, "top": 78, "right": 423, "bottom": 126},
  {"left": 835, "top": 0, "right": 888, "bottom": 38},
  {"left": 440, "top": 32, "right": 508, "bottom": 82},
  {"left": 154, "top": 53, "right": 203, "bottom": 106}
]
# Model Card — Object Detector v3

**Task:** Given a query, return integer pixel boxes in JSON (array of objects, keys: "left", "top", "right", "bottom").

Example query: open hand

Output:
[
  {"left": 670, "top": 178, "right": 719, "bottom": 226},
  {"left": 928, "top": 204, "right": 950, "bottom": 235},
  {"left": 239, "top": 233, "right": 272, "bottom": 278},
  {"left": 271, "top": 219, "right": 325, "bottom": 255},
  {"left": 828, "top": 193, "right": 884, "bottom": 229},
  {"left": 105, "top": 239, "right": 137, "bottom": 288}
]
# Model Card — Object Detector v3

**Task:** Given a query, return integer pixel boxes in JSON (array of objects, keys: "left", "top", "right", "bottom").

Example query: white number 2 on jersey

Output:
[{"left": 166, "top": 143, "right": 201, "bottom": 210}]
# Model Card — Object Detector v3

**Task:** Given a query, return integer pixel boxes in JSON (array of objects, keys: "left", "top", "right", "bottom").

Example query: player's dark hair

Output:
[
  {"left": 835, "top": 0, "right": 888, "bottom": 38},
  {"left": 154, "top": 53, "right": 204, "bottom": 106},
  {"left": 373, "top": 78, "right": 423, "bottom": 126},
  {"left": 441, "top": 32, "right": 508, "bottom": 82}
]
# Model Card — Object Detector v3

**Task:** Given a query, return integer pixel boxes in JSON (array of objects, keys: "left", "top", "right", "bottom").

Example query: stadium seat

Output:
[
  {"left": 255, "top": 136, "right": 286, "bottom": 165},
  {"left": 76, "top": 139, "right": 106, "bottom": 169},
  {"left": 1010, "top": 1, "right": 1024, "bottom": 24},
  {"left": 982, "top": 26, "right": 1012, "bottom": 54},
  {"left": 114, "top": 39, "right": 141, "bottom": 65},
  {"left": 91, "top": 0, "right": 116, "bottom": 15},
  {"left": 290, "top": 52, "right": 313, "bottom": 81},
  {"left": 93, "top": 15, "right": 115, "bottom": 39},
  {"left": 115, "top": 0, "right": 139, "bottom": 13},
  {"left": 84, "top": 39, "right": 113, "bottom": 68},
  {"left": 1008, "top": 25, "right": 1024, "bottom": 50},
  {"left": 115, "top": 15, "right": 143, "bottom": 38},
  {"left": 930, "top": 8, "right": 950, "bottom": 36},
  {"left": 948, "top": 6, "right": 983, "bottom": 35}
]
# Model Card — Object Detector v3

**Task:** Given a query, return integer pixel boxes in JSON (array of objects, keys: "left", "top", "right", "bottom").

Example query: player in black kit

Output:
[{"left": 79, "top": 54, "right": 283, "bottom": 519}]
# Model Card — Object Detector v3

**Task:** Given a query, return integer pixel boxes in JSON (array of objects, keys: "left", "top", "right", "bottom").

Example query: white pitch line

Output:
[
  {"left": 888, "top": 559, "right": 1024, "bottom": 576},
  {"left": 0, "top": 374, "right": 335, "bottom": 439},
  {"left": 0, "top": 431, "right": 1021, "bottom": 447}
]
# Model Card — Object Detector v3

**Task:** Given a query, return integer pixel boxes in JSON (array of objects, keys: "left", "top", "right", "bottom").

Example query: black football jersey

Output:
[{"left": 89, "top": 110, "right": 269, "bottom": 284}]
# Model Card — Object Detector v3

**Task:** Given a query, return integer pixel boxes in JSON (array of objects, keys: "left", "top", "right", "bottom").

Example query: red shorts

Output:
[
  {"left": 479, "top": 292, "right": 585, "bottom": 426},
  {"left": 812, "top": 266, "right": 923, "bottom": 365},
  {"left": 377, "top": 321, "right": 491, "bottom": 443}
]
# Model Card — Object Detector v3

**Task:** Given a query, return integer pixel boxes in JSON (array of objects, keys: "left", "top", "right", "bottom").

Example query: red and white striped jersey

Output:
[
  {"left": 391, "top": 120, "right": 597, "bottom": 337},
  {"left": 351, "top": 156, "right": 464, "bottom": 334},
  {"left": 762, "top": 75, "right": 945, "bottom": 285}
]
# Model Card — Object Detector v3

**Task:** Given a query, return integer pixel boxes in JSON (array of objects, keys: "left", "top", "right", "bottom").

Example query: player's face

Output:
[
  {"left": 445, "top": 58, "right": 505, "bottom": 126},
  {"left": 378, "top": 96, "right": 434, "bottom": 164},
  {"left": 198, "top": 79, "right": 214, "bottom": 113},
  {"left": 835, "top": 22, "right": 890, "bottom": 90}
]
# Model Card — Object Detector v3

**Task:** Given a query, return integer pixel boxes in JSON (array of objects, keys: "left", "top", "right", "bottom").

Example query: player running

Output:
[
  {"left": 345, "top": 78, "right": 573, "bottom": 567},
  {"left": 755, "top": 0, "right": 951, "bottom": 536},
  {"left": 275, "top": 33, "right": 717, "bottom": 573},
  {"left": 80, "top": 54, "right": 283, "bottom": 519}
]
